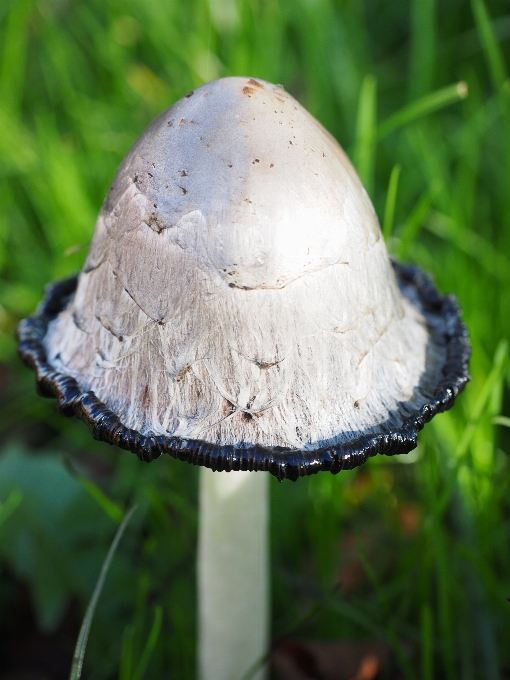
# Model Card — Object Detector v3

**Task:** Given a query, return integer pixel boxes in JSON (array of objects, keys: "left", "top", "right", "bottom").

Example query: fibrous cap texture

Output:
[{"left": 41, "top": 77, "right": 461, "bottom": 454}]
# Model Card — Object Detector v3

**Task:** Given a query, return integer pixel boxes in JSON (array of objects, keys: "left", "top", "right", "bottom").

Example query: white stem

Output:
[{"left": 198, "top": 467, "right": 269, "bottom": 680}]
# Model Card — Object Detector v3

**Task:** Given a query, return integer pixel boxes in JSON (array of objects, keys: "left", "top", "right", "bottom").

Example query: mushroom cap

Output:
[{"left": 18, "top": 77, "right": 470, "bottom": 480}]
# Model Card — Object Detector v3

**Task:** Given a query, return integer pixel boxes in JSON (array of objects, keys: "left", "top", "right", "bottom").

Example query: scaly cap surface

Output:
[{"left": 18, "top": 77, "right": 470, "bottom": 479}]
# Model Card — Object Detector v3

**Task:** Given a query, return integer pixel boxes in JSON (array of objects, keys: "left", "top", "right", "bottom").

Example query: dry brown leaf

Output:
[{"left": 272, "top": 638, "right": 390, "bottom": 680}]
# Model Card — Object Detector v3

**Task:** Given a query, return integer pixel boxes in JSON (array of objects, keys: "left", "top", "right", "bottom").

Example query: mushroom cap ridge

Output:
[{"left": 17, "top": 77, "right": 471, "bottom": 480}]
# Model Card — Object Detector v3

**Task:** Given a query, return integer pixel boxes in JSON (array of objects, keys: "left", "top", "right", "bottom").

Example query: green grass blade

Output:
[
  {"left": 396, "top": 189, "right": 434, "bottom": 260},
  {"left": 119, "top": 625, "right": 136, "bottom": 680},
  {"left": 355, "top": 532, "right": 388, "bottom": 612},
  {"left": 354, "top": 533, "right": 417, "bottom": 680},
  {"left": 471, "top": 0, "right": 510, "bottom": 203},
  {"left": 408, "top": 0, "right": 436, "bottom": 99},
  {"left": 456, "top": 340, "right": 508, "bottom": 460},
  {"left": 382, "top": 164, "right": 401, "bottom": 244},
  {"left": 69, "top": 505, "right": 137, "bottom": 680},
  {"left": 326, "top": 594, "right": 420, "bottom": 678},
  {"left": 492, "top": 416, "right": 510, "bottom": 428},
  {"left": 0, "top": 0, "right": 32, "bottom": 117},
  {"left": 77, "top": 476, "right": 124, "bottom": 525},
  {"left": 378, "top": 82, "right": 468, "bottom": 139},
  {"left": 420, "top": 604, "right": 434, "bottom": 680},
  {"left": 470, "top": 0, "right": 507, "bottom": 91},
  {"left": 424, "top": 211, "right": 510, "bottom": 282},
  {"left": 433, "top": 525, "right": 456, "bottom": 680},
  {"left": 353, "top": 74, "right": 377, "bottom": 196},
  {"left": 437, "top": 340, "right": 508, "bottom": 516},
  {"left": 62, "top": 455, "right": 124, "bottom": 524},
  {"left": 132, "top": 606, "right": 163, "bottom": 680}
]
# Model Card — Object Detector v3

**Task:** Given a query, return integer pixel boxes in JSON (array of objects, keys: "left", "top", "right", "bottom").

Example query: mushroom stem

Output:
[{"left": 198, "top": 467, "right": 269, "bottom": 680}]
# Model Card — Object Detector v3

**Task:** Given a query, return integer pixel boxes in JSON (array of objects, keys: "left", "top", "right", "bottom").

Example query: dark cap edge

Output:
[{"left": 17, "top": 262, "right": 471, "bottom": 482}]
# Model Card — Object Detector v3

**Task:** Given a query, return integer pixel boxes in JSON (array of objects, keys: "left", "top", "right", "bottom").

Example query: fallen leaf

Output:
[{"left": 272, "top": 638, "right": 390, "bottom": 680}]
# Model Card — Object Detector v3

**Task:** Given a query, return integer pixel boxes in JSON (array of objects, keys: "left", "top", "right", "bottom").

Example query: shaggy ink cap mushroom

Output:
[{"left": 18, "top": 77, "right": 471, "bottom": 481}]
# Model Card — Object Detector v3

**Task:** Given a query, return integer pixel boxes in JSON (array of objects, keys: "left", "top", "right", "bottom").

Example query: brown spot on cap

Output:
[
  {"left": 243, "top": 86, "right": 256, "bottom": 95},
  {"left": 174, "top": 364, "right": 191, "bottom": 382},
  {"left": 247, "top": 78, "right": 263, "bottom": 88},
  {"left": 255, "top": 359, "right": 279, "bottom": 369},
  {"left": 185, "top": 90, "right": 194, "bottom": 98},
  {"left": 222, "top": 399, "right": 236, "bottom": 416}
]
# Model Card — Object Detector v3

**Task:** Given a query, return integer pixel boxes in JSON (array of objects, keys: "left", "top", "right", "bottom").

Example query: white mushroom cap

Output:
[{"left": 40, "top": 77, "right": 459, "bottom": 458}]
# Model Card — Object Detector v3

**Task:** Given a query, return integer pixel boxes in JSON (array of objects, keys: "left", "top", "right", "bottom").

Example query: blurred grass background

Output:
[{"left": 0, "top": 0, "right": 510, "bottom": 677}]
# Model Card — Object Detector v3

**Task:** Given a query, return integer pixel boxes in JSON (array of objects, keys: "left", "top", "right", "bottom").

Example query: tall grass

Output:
[{"left": 0, "top": 0, "right": 509, "bottom": 677}]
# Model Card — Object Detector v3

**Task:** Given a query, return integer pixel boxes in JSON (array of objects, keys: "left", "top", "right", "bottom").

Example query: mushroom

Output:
[{"left": 18, "top": 77, "right": 470, "bottom": 680}]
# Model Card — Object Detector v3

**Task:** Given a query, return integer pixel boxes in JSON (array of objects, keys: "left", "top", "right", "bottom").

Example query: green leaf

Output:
[{"left": 0, "top": 487, "right": 22, "bottom": 530}]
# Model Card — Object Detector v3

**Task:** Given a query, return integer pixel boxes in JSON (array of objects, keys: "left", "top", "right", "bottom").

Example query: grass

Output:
[
  {"left": 70, "top": 505, "right": 137, "bottom": 680},
  {"left": 0, "top": 0, "right": 509, "bottom": 677}
]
